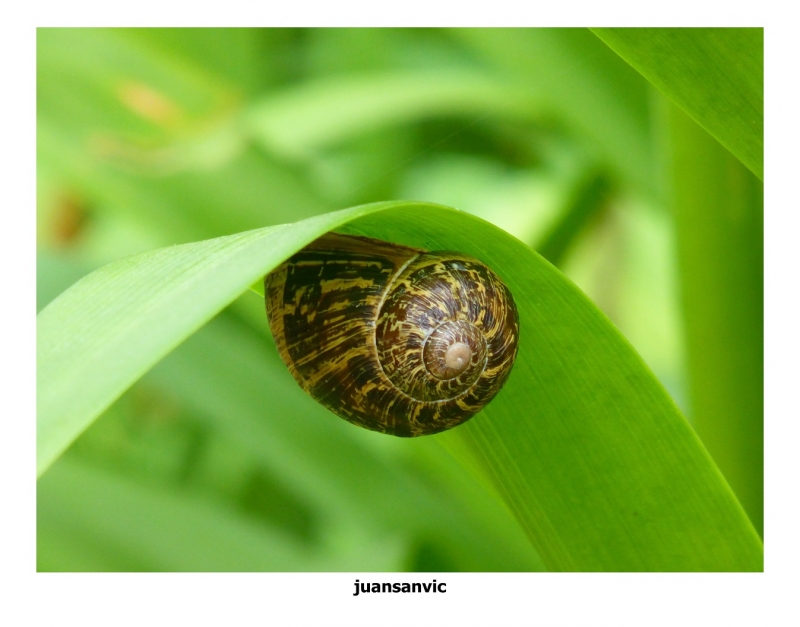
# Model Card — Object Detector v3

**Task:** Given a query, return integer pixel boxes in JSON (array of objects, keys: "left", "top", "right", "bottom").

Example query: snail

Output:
[{"left": 264, "top": 232, "right": 519, "bottom": 437}]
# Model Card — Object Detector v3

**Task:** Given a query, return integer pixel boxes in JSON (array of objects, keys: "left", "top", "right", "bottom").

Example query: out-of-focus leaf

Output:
[
  {"left": 304, "top": 28, "right": 470, "bottom": 77},
  {"left": 37, "top": 28, "right": 239, "bottom": 148},
  {"left": 449, "top": 28, "right": 655, "bottom": 196},
  {"left": 535, "top": 169, "right": 612, "bottom": 266},
  {"left": 38, "top": 458, "right": 406, "bottom": 571},
  {"left": 593, "top": 28, "right": 763, "bottom": 179},
  {"left": 125, "top": 28, "right": 273, "bottom": 95},
  {"left": 244, "top": 71, "right": 544, "bottom": 160},
  {"left": 37, "top": 28, "right": 333, "bottom": 257},
  {"left": 660, "top": 100, "right": 763, "bottom": 535}
]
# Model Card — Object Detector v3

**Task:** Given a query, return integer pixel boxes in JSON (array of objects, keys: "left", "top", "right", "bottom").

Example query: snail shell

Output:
[{"left": 264, "top": 232, "right": 519, "bottom": 437}]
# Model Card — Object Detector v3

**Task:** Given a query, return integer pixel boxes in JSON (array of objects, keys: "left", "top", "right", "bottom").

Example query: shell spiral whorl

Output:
[{"left": 265, "top": 232, "right": 519, "bottom": 437}]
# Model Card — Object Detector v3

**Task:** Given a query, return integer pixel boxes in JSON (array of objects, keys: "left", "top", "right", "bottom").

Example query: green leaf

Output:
[
  {"left": 140, "top": 309, "right": 545, "bottom": 571},
  {"left": 341, "top": 208, "right": 762, "bottom": 571},
  {"left": 659, "top": 100, "right": 763, "bottom": 535},
  {"left": 37, "top": 200, "right": 762, "bottom": 570},
  {"left": 592, "top": 28, "right": 763, "bottom": 179},
  {"left": 37, "top": 205, "right": 383, "bottom": 476}
]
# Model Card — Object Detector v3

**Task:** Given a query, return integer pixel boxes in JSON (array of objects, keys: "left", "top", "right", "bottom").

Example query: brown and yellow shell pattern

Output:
[{"left": 264, "top": 232, "right": 520, "bottom": 437}]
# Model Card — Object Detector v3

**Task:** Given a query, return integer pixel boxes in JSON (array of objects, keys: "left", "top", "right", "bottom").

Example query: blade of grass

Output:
[
  {"left": 342, "top": 208, "right": 763, "bottom": 571},
  {"left": 37, "top": 205, "right": 392, "bottom": 476},
  {"left": 592, "top": 28, "right": 763, "bottom": 180},
  {"left": 660, "top": 101, "right": 763, "bottom": 535}
]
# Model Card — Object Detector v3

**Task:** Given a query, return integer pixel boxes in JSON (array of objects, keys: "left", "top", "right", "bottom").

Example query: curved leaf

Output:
[
  {"left": 37, "top": 205, "right": 388, "bottom": 476},
  {"left": 37, "top": 200, "right": 762, "bottom": 570}
]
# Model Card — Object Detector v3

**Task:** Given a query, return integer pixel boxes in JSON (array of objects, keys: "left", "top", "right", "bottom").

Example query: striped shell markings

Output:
[{"left": 265, "top": 233, "right": 520, "bottom": 436}]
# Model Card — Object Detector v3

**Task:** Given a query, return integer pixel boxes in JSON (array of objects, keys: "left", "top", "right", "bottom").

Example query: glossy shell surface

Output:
[{"left": 265, "top": 233, "right": 519, "bottom": 436}]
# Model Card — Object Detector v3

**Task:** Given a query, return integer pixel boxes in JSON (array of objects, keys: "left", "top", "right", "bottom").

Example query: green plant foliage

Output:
[
  {"left": 450, "top": 28, "right": 656, "bottom": 196},
  {"left": 37, "top": 27, "right": 763, "bottom": 572},
  {"left": 38, "top": 201, "right": 762, "bottom": 571},
  {"left": 593, "top": 28, "right": 763, "bottom": 179},
  {"left": 245, "top": 72, "right": 543, "bottom": 160},
  {"left": 660, "top": 101, "right": 764, "bottom": 536},
  {"left": 37, "top": 209, "right": 371, "bottom": 476}
]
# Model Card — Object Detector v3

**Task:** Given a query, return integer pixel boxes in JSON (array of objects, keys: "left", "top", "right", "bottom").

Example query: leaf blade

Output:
[
  {"left": 660, "top": 100, "right": 764, "bottom": 535},
  {"left": 38, "top": 200, "right": 763, "bottom": 570},
  {"left": 37, "top": 203, "right": 398, "bottom": 476},
  {"left": 592, "top": 27, "right": 763, "bottom": 179},
  {"left": 340, "top": 207, "right": 763, "bottom": 571}
]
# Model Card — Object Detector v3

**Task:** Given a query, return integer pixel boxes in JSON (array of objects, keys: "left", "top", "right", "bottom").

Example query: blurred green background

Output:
[{"left": 36, "top": 27, "right": 763, "bottom": 571}]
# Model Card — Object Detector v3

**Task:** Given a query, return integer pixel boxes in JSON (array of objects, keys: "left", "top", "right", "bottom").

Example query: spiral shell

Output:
[{"left": 264, "top": 232, "right": 519, "bottom": 436}]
